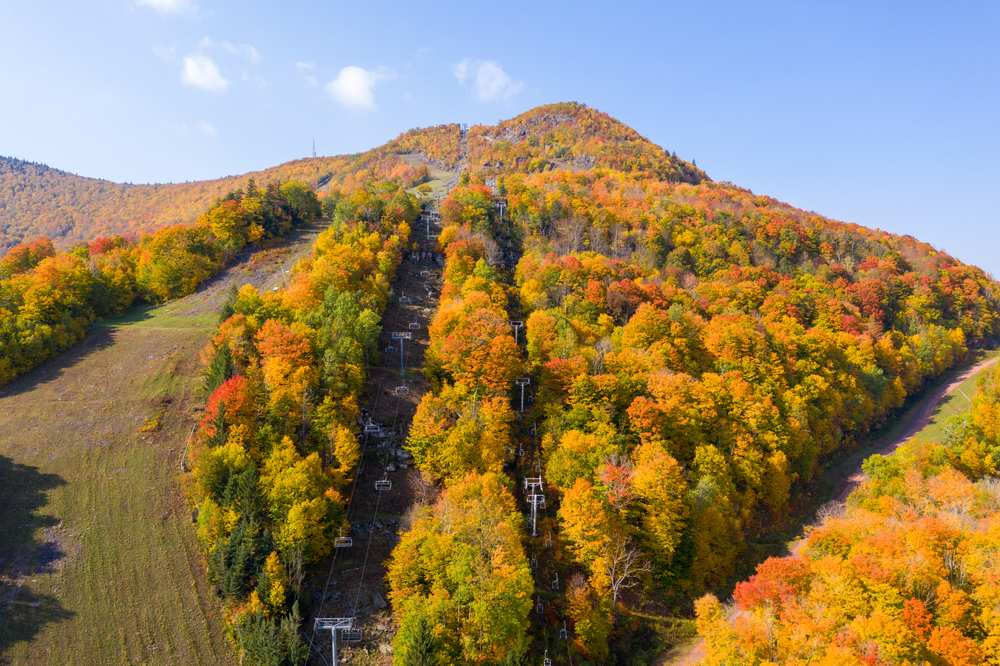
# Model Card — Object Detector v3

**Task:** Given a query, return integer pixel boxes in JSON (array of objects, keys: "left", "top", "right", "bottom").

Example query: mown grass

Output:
[
  {"left": 0, "top": 218, "right": 326, "bottom": 666},
  {"left": 912, "top": 359, "right": 990, "bottom": 444},
  {"left": 0, "top": 304, "right": 235, "bottom": 666}
]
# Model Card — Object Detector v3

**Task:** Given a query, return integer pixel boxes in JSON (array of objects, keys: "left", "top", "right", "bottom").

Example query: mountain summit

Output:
[{"left": 0, "top": 103, "right": 704, "bottom": 253}]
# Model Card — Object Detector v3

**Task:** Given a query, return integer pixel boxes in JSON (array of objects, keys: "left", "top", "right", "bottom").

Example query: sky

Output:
[{"left": 1, "top": 0, "right": 998, "bottom": 275}]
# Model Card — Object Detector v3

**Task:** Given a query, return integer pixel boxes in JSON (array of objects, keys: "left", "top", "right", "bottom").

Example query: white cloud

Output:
[
  {"left": 325, "top": 66, "right": 393, "bottom": 110},
  {"left": 199, "top": 38, "right": 261, "bottom": 64},
  {"left": 137, "top": 0, "right": 197, "bottom": 15},
  {"left": 240, "top": 70, "right": 267, "bottom": 88},
  {"left": 452, "top": 59, "right": 522, "bottom": 102},
  {"left": 240, "top": 44, "right": 262, "bottom": 64},
  {"left": 297, "top": 62, "right": 317, "bottom": 86},
  {"left": 152, "top": 43, "right": 177, "bottom": 62},
  {"left": 198, "top": 121, "right": 216, "bottom": 136},
  {"left": 181, "top": 55, "right": 228, "bottom": 91}
]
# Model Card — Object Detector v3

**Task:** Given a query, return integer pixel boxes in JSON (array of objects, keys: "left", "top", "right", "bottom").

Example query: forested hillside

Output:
[
  {"left": 5, "top": 102, "right": 999, "bottom": 666},
  {"left": 0, "top": 151, "right": 426, "bottom": 253},
  {"left": 387, "top": 102, "right": 710, "bottom": 183},
  {"left": 697, "top": 364, "right": 1000, "bottom": 665},
  {"left": 386, "top": 160, "right": 1000, "bottom": 663},
  {"left": 0, "top": 178, "right": 323, "bottom": 386},
  {"left": 0, "top": 103, "right": 698, "bottom": 255}
]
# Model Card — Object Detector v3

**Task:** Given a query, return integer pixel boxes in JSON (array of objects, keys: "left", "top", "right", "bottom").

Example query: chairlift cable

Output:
[{"left": 307, "top": 267, "right": 412, "bottom": 660}]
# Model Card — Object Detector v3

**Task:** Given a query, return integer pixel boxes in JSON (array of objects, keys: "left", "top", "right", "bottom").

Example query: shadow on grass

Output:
[
  {"left": 0, "top": 455, "right": 74, "bottom": 663},
  {"left": 0, "top": 314, "right": 150, "bottom": 400}
]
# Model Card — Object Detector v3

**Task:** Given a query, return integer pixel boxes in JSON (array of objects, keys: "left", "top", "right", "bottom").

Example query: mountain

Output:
[
  {"left": 0, "top": 151, "right": 423, "bottom": 254},
  {"left": 387, "top": 101, "right": 709, "bottom": 183},
  {"left": 0, "top": 102, "right": 706, "bottom": 254},
  {"left": 5, "top": 102, "right": 1000, "bottom": 665}
]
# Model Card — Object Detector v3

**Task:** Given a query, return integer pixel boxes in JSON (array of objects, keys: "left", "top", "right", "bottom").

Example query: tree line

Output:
[
  {"left": 696, "top": 363, "right": 1000, "bottom": 664},
  {"left": 0, "top": 178, "right": 321, "bottom": 387},
  {"left": 187, "top": 181, "right": 418, "bottom": 664}
]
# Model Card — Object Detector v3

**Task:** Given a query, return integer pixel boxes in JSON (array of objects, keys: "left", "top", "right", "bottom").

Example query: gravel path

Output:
[{"left": 661, "top": 354, "right": 998, "bottom": 666}]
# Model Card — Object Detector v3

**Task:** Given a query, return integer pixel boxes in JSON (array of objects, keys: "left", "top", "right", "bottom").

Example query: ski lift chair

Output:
[
  {"left": 375, "top": 473, "right": 392, "bottom": 491},
  {"left": 334, "top": 527, "right": 353, "bottom": 548}
]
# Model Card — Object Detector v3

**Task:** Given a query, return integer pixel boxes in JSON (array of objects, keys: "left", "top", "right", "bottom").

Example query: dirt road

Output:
[
  {"left": 661, "top": 354, "right": 998, "bottom": 666},
  {"left": 832, "top": 355, "right": 997, "bottom": 503}
]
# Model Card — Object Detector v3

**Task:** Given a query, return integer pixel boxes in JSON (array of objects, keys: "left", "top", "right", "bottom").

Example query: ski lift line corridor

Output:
[
  {"left": 308, "top": 218, "right": 440, "bottom": 664},
  {"left": 307, "top": 265, "right": 414, "bottom": 664}
]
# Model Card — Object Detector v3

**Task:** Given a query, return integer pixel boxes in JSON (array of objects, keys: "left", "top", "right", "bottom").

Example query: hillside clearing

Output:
[{"left": 0, "top": 221, "right": 326, "bottom": 666}]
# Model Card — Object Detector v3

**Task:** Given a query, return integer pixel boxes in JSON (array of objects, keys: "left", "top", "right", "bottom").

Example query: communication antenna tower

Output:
[{"left": 312, "top": 139, "right": 316, "bottom": 158}]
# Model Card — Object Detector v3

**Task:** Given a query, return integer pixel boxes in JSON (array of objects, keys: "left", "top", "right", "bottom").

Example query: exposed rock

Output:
[{"left": 373, "top": 592, "right": 387, "bottom": 610}]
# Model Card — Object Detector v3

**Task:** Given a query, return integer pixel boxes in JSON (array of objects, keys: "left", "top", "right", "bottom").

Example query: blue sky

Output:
[{"left": 1, "top": 1, "right": 998, "bottom": 276}]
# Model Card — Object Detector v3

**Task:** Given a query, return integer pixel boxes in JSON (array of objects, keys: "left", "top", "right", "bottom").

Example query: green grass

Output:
[
  {"left": 912, "top": 359, "right": 990, "bottom": 444},
  {"left": 0, "top": 219, "right": 327, "bottom": 666},
  {"left": 0, "top": 303, "right": 236, "bottom": 666}
]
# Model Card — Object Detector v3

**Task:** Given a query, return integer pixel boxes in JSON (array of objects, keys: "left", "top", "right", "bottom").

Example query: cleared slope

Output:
[{"left": 0, "top": 220, "right": 325, "bottom": 665}]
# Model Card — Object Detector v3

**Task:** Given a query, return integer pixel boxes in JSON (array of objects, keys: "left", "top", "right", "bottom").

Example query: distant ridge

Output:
[
  {"left": 0, "top": 102, "right": 706, "bottom": 254},
  {"left": 0, "top": 153, "right": 384, "bottom": 252}
]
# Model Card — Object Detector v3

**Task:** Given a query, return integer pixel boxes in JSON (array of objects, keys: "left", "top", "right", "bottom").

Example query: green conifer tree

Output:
[
  {"left": 399, "top": 613, "right": 437, "bottom": 666},
  {"left": 218, "top": 283, "right": 238, "bottom": 324},
  {"left": 205, "top": 341, "right": 234, "bottom": 393}
]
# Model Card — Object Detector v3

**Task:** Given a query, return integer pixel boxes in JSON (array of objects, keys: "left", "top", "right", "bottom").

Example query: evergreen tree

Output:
[
  {"left": 219, "top": 283, "right": 238, "bottom": 324},
  {"left": 398, "top": 612, "right": 438, "bottom": 666},
  {"left": 279, "top": 602, "right": 307, "bottom": 665},
  {"left": 209, "top": 517, "right": 271, "bottom": 599},
  {"left": 205, "top": 404, "right": 228, "bottom": 448},
  {"left": 237, "top": 603, "right": 306, "bottom": 666},
  {"left": 205, "top": 340, "right": 234, "bottom": 393}
]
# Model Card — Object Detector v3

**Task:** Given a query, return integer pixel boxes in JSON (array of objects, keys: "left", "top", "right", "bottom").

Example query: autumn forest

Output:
[{"left": 2, "top": 103, "right": 999, "bottom": 666}]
